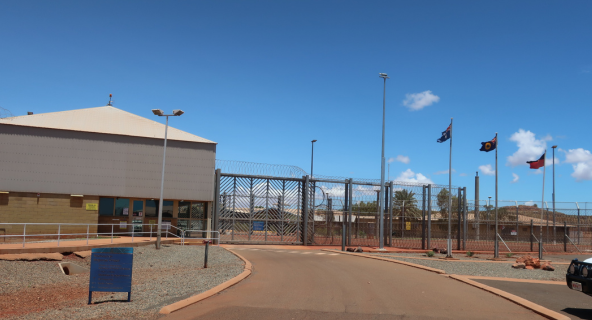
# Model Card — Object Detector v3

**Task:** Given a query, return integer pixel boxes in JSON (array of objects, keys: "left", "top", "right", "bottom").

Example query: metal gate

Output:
[
  {"left": 211, "top": 168, "right": 456, "bottom": 247},
  {"left": 214, "top": 173, "right": 313, "bottom": 244}
]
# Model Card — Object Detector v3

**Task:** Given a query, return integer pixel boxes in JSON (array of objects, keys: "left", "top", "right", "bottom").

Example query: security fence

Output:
[
  {"left": 213, "top": 161, "right": 591, "bottom": 253},
  {"left": 212, "top": 168, "right": 458, "bottom": 247}
]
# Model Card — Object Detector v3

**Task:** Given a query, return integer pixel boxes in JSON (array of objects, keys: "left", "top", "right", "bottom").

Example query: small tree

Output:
[{"left": 394, "top": 189, "right": 419, "bottom": 217}]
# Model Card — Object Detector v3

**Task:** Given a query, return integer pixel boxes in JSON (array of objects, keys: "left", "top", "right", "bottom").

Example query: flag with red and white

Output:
[{"left": 527, "top": 153, "right": 545, "bottom": 169}]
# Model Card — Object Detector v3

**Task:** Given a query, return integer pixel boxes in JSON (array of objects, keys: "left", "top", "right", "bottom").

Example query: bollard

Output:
[
  {"left": 342, "top": 225, "right": 346, "bottom": 251},
  {"left": 203, "top": 240, "right": 210, "bottom": 268}
]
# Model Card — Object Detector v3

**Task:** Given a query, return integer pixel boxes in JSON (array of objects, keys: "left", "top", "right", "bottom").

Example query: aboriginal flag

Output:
[
  {"left": 437, "top": 125, "right": 451, "bottom": 143},
  {"left": 479, "top": 137, "right": 497, "bottom": 152},
  {"left": 527, "top": 153, "right": 545, "bottom": 169}
]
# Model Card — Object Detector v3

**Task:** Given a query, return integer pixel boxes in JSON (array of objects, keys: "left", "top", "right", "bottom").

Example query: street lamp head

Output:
[
  {"left": 172, "top": 109, "right": 184, "bottom": 116},
  {"left": 152, "top": 109, "right": 164, "bottom": 116},
  {"left": 552, "top": 145, "right": 557, "bottom": 149},
  {"left": 312, "top": 140, "right": 317, "bottom": 143},
  {"left": 379, "top": 73, "right": 387, "bottom": 76}
]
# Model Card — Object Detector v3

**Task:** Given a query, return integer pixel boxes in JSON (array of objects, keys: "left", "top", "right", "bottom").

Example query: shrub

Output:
[
  {"left": 427, "top": 250, "right": 435, "bottom": 257},
  {"left": 506, "top": 252, "right": 514, "bottom": 258},
  {"left": 466, "top": 251, "right": 474, "bottom": 257}
]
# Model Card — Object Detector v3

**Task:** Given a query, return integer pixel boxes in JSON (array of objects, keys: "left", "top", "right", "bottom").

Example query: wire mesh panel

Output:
[
  {"left": 218, "top": 175, "right": 304, "bottom": 244},
  {"left": 214, "top": 161, "right": 590, "bottom": 252}
]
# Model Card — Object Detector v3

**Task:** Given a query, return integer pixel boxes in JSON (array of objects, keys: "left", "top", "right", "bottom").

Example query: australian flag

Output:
[{"left": 437, "top": 125, "right": 451, "bottom": 143}]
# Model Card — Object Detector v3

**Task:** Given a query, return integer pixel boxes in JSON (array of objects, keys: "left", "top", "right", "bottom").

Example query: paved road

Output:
[
  {"left": 166, "top": 247, "right": 545, "bottom": 320},
  {"left": 475, "top": 279, "right": 592, "bottom": 320}
]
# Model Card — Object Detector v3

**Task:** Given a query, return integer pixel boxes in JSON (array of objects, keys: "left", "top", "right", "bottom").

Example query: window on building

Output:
[
  {"left": 114, "top": 199, "right": 130, "bottom": 216},
  {"left": 145, "top": 200, "right": 158, "bottom": 217},
  {"left": 133, "top": 200, "right": 144, "bottom": 217},
  {"left": 145, "top": 199, "right": 174, "bottom": 217},
  {"left": 99, "top": 198, "right": 115, "bottom": 216},
  {"left": 163, "top": 201, "right": 173, "bottom": 218}
]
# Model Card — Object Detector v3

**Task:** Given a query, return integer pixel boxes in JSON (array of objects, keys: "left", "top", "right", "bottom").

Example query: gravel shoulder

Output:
[
  {"left": 369, "top": 252, "right": 565, "bottom": 281},
  {"left": 0, "top": 245, "right": 244, "bottom": 320}
]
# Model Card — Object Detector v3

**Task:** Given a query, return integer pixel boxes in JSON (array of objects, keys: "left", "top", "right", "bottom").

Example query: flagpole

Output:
[
  {"left": 446, "top": 118, "right": 453, "bottom": 258},
  {"left": 540, "top": 150, "right": 546, "bottom": 260},
  {"left": 494, "top": 132, "right": 499, "bottom": 259}
]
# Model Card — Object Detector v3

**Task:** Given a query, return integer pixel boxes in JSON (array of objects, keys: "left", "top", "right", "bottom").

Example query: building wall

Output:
[
  {"left": 0, "top": 124, "right": 216, "bottom": 201},
  {"left": 0, "top": 192, "right": 99, "bottom": 237}
]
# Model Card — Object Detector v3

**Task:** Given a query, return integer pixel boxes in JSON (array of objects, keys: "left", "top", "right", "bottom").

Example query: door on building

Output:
[
  {"left": 144, "top": 199, "right": 175, "bottom": 237},
  {"left": 177, "top": 202, "right": 207, "bottom": 238},
  {"left": 131, "top": 200, "right": 144, "bottom": 234}
]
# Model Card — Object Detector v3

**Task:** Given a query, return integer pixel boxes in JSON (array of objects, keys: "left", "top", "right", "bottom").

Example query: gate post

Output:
[
  {"left": 348, "top": 179, "right": 353, "bottom": 246},
  {"left": 389, "top": 181, "right": 393, "bottom": 247},
  {"left": 463, "top": 187, "right": 467, "bottom": 250},
  {"left": 564, "top": 221, "right": 567, "bottom": 252},
  {"left": 302, "top": 176, "right": 309, "bottom": 246},
  {"left": 427, "top": 184, "right": 432, "bottom": 249},
  {"left": 422, "top": 185, "right": 426, "bottom": 250},
  {"left": 457, "top": 187, "right": 461, "bottom": 251},
  {"left": 530, "top": 219, "right": 533, "bottom": 252},
  {"left": 212, "top": 169, "right": 221, "bottom": 244}
]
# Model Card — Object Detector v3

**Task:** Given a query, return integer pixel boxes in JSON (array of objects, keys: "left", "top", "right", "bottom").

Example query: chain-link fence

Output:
[{"left": 214, "top": 160, "right": 590, "bottom": 253}]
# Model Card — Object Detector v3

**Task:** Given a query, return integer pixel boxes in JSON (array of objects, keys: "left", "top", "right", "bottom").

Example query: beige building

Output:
[{"left": 0, "top": 106, "right": 216, "bottom": 238}]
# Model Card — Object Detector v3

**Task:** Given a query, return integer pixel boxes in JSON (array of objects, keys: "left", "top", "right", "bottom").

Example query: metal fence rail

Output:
[{"left": 0, "top": 223, "right": 220, "bottom": 247}]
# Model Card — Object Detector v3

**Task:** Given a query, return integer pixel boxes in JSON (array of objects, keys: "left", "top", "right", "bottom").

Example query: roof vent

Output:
[{"left": 27, "top": 112, "right": 33, "bottom": 115}]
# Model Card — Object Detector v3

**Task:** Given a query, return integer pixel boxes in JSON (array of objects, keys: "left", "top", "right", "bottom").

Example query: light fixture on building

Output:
[
  {"left": 70, "top": 194, "right": 84, "bottom": 197},
  {"left": 0, "top": 191, "right": 9, "bottom": 194}
]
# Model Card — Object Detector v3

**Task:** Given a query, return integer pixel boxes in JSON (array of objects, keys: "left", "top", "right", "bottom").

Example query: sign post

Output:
[{"left": 88, "top": 247, "right": 134, "bottom": 304}]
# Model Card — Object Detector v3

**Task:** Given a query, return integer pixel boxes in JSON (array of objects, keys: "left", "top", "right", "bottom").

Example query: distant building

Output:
[{"left": 0, "top": 106, "right": 216, "bottom": 238}]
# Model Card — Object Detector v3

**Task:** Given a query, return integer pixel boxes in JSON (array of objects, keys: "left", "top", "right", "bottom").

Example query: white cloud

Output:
[
  {"left": 511, "top": 173, "right": 519, "bottom": 183},
  {"left": 402, "top": 90, "right": 440, "bottom": 111},
  {"left": 389, "top": 155, "right": 410, "bottom": 164},
  {"left": 434, "top": 169, "right": 456, "bottom": 175},
  {"left": 564, "top": 148, "right": 592, "bottom": 181},
  {"left": 507, "top": 129, "right": 555, "bottom": 167},
  {"left": 395, "top": 169, "right": 434, "bottom": 184},
  {"left": 459, "top": 173, "right": 467, "bottom": 177},
  {"left": 525, "top": 200, "right": 535, "bottom": 206},
  {"left": 479, "top": 164, "right": 495, "bottom": 176}
]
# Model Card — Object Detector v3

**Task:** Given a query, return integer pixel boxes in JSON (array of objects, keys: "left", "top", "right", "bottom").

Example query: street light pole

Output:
[
  {"left": 311, "top": 140, "right": 317, "bottom": 178},
  {"left": 152, "top": 109, "right": 184, "bottom": 249},
  {"left": 378, "top": 73, "right": 389, "bottom": 250}
]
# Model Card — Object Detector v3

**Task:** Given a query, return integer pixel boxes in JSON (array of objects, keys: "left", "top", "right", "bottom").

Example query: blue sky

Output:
[{"left": 1, "top": 1, "right": 591, "bottom": 203}]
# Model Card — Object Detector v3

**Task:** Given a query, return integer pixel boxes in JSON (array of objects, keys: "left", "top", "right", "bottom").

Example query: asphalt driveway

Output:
[{"left": 165, "top": 246, "right": 545, "bottom": 320}]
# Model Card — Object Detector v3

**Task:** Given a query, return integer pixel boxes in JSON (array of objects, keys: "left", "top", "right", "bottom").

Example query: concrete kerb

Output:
[
  {"left": 326, "top": 249, "right": 568, "bottom": 320},
  {"left": 159, "top": 247, "right": 253, "bottom": 315},
  {"left": 321, "top": 249, "right": 446, "bottom": 274},
  {"left": 448, "top": 275, "right": 570, "bottom": 320}
]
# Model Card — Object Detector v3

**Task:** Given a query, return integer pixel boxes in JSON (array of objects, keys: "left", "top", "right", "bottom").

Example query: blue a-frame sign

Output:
[{"left": 88, "top": 247, "right": 134, "bottom": 304}]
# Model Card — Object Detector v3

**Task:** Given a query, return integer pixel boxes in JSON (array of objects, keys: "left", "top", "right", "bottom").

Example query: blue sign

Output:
[
  {"left": 88, "top": 247, "right": 133, "bottom": 304},
  {"left": 252, "top": 221, "right": 265, "bottom": 231}
]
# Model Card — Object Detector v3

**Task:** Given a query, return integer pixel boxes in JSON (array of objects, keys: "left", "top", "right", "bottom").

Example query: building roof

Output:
[{"left": 0, "top": 106, "right": 216, "bottom": 144}]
